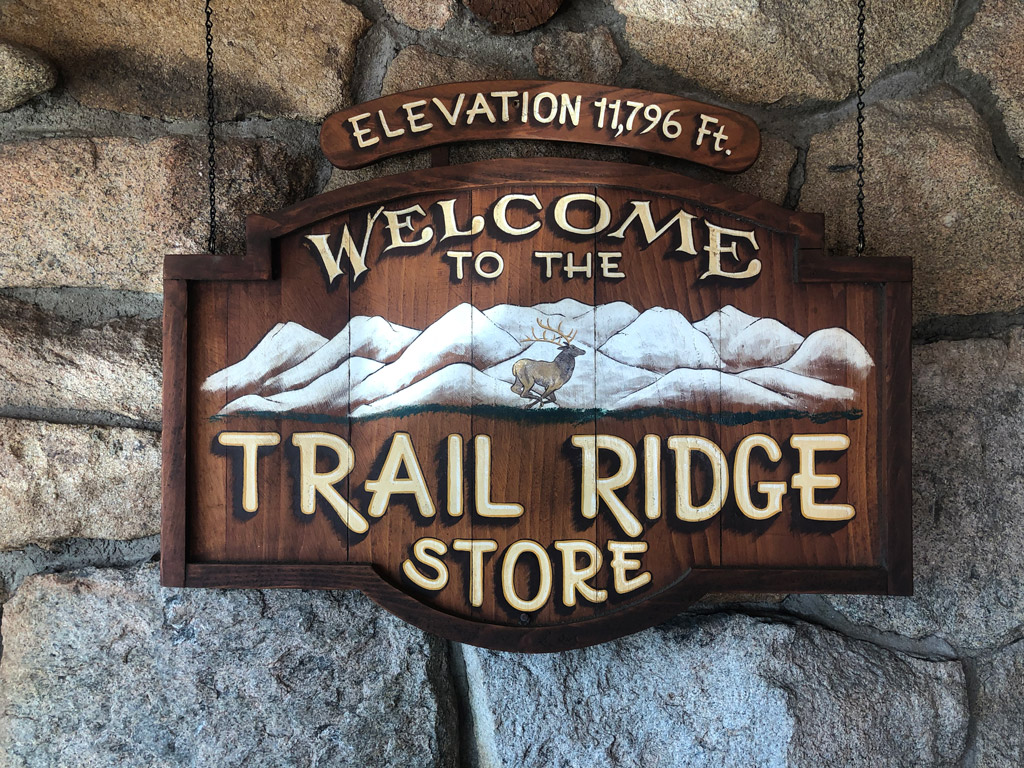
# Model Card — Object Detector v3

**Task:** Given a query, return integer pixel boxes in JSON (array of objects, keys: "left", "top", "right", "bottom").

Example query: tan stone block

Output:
[
  {"left": 800, "top": 87, "right": 1024, "bottom": 318},
  {"left": 0, "top": 40, "right": 56, "bottom": 112},
  {"left": 0, "top": 296, "right": 161, "bottom": 423},
  {"left": 324, "top": 152, "right": 432, "bottom": 192},
  {"left": 956, "top": 0, "right": 1024, "bottom": 160},
  {"left": 382, "top": 0, "right": 455, "bottom": 30},
  {"left": 382, "top": 46, "right": 511, "bottom": 95},
  {"left": 533, "top": 27, "right": 622, "bottom": 83},
  {"left": 0, "top": 419, "right": 160, "bottom": 550},
  {"left": 0, "top": 0, "right": 369, "bottom": 120},
  {"left": 614, "top": 0, "right": 952, "bottom": 104},
  {"left": 0, "top": 136, "right": 316, "bottom": 292},
  {"left": 707, "top": 133, "right": 796, "bottom": 206}
]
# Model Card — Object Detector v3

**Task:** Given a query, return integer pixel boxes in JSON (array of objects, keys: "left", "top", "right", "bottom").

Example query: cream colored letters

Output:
[
  {"left": 216, "top": 431, "right": 280, "bottom": 513},
  {"left": 790, "top": 434, "right": 855, "bottom": 521},
  {"left": 291, "top": 432, "right": 365, "bottom": 533},
  {"left": 365, "top": 432, "right": 436, "bottom": 519}
]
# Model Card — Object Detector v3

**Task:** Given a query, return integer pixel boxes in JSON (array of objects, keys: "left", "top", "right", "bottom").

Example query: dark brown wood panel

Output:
[
  {"left": 466, "top": 183, "right": 599, "bottom": 627},
  {"left": 594, "top": 190, "right": 725, "bottom": 616},
  {"left": 341, "top": 191, "right": 475, "bottom": 619},
  {"left": 884, "top": 281, "right": 913, "bottom": 595},
  {"left": 186, "top": 280, "right": 229, "bottom": 564},
  {"left": 716, "top": 233, "right": 883, "bottom": 571},
  {"left": 160, "top": 279, "right": 188, "bottom": 586},
  {"left": 255, "top": 159, "right": 821, "bottom": 245},
  {"left": 163, "top": 157, "right": 911, "bottom": 652}
]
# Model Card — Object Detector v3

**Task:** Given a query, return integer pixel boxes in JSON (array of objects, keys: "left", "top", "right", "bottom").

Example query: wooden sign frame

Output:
[{"left": 162, "top": 156, "right": 910, "bottom": 653}]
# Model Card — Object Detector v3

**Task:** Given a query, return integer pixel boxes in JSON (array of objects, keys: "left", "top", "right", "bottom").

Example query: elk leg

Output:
[
  {"left": 523, "top": 392, "right": 548, "bottom": 408},
  {"left": 517, "top": 374, "right": 538, "bottom": 398},
  {"left": 533, "top": 384, "right": 560, "bottom": 408},
  {"left": 523, "top": 387, "right": 551, "bottom": 409}
]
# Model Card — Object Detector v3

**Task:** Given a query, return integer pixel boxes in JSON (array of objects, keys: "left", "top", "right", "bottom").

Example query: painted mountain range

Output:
[{"left": 202, "top": 300, "right": 874, "bottom": 422}]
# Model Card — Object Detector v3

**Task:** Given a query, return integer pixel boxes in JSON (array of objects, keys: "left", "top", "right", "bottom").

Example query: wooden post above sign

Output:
[
  {"left": 320, "top": 81, "right": 761, "bottom": 172},
  {"left": 162, "top": 85, "right": 911, "bottom": 653}
]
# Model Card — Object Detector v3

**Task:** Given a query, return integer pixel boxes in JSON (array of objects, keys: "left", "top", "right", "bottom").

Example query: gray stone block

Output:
[
  {"left": 0, "top": 565, "right": 457, "bottom": 768},
  {"left": 458, "top": 613, "right": 967, "bottom": 767},
  {"left": 973, "top": 639, "right": 1024, "bottom": 765},
  {"left": 0, "top": 419, "right": 160, "bottom": 550}
]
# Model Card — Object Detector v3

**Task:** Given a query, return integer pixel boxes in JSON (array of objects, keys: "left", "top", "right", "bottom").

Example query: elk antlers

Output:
[{"left": 521, "top": 317, "right": 578, "bottom": 346}]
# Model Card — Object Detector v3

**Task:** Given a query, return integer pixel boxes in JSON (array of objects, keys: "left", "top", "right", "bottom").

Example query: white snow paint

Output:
[
  {"left": 201, "top": 322, "right": 327, "bottom": 397},
  {"left": 201, "top": 302, "right": 875, "bottom": 420}
]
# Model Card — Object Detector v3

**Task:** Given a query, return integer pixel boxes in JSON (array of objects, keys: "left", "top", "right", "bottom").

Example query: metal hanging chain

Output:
[
  {"left": 205, "top": 0, "right": 217, "bottom": 253},
  {"left": 855, "top": 0, "right": 866, "bottom": 254}
]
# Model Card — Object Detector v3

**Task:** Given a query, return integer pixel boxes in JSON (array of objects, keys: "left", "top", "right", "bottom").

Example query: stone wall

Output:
[{"left": 0, "top": 1, "right": 1021, "bottom": 765}]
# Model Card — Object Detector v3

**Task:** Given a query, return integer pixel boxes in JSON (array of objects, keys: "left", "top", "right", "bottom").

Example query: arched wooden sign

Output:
[
  {"left": 320, "top": 81, "right": 761, "bottom": 172},
  {"left": 162, "top": 158, "right": 911, "bottom": 652}
]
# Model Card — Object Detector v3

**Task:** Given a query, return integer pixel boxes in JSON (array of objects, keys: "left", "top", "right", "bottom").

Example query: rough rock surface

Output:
[
  {"left": 973, "top": 640, "right": 1024, "bottom": 765},
  {"left": 326, "top": 151, "right": 432, "bottom": 191},
  {"left": 0, "top": 419, "right": 160, "bottom": 550},
  {"left": 0, "top": 0, "right": 369, "bottom": 120},
  {"left": 533, "top": 27, "right": 622, "bottom": 82},
  {"left": 613, "top": 0, "right": 951, "bottom": 104},
  {"left": 807, "top": 331, "right": 1024, "bottom": 652},
  {"left": 0, "top": 536, "right": 159, "bottom": 602},
  {"left": 0, "top": 296, "right": 160, "bottom": 422},
  {"left": 0, "top": 566, "right": 457, "bottom": 768},
  {"left": 955, "top": 0, "right": 1024, "bottom": 159},
  {"left": 460, "top": 613, "right": 966, "bottom": 767},
  {"left": 0, "top": 41, "right": 56, "bottom": 112},
  {"left": 800, "top": 87, "right": 1024, "bottom": 319},
  {"left": 383, "top": 46, "right": 511, "bottom": 95},
  {"left": 699, "top": 133, "right": 796, "bottom": 206},
  {"left": 383, "top": 0, "right": 456, "bottom": 30},
  {"left": 0, "top": 137, "right": 317, "bottom": 293}
]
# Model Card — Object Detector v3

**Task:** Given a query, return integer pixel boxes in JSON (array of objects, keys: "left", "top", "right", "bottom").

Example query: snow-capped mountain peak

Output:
[{"left": 205, "top": 301, "right": 874, "bottom": 421}]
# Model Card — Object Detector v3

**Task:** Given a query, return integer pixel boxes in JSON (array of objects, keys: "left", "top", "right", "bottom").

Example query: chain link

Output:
[
  {"left": 855, "top": 0, "right": 866, "bottom": 254},
  {"left": 205, "top": 0, "right": 217, "bottom": 253}
]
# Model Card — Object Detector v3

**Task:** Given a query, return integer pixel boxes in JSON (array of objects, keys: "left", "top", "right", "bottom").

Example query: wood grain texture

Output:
[
  {"left": 884, "top": 281, "right": 913, "bottom": 595},
  {"left": 321, "top": 82, "right": 761, "bottom": 172},
  {"left": 160, "top": 279, "right": 188, "bottom": 586},
  {"left": 255, "top": 158, "right": 818, "bottom": 243},
  {"left": 164, "top": 253, "right": 271, "bottom": 281},
  {"left": 163, "top": 156, "right": 912, "bottom": 650},
  {"left": 797, "top": 253, "right": 913, "bottom": 283}
]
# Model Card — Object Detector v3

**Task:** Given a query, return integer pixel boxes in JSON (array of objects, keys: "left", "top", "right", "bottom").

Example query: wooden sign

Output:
[
  {"left": 320, "top": 81, "right": 761, "bottom": 172},
  {"left": 162, "top": 153, "right": 911, "bottom": 652}
]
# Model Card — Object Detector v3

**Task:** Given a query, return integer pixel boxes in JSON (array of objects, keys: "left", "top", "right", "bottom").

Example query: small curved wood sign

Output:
[
  {"left": 321, "top": 81, "right": 761, "bottom": 172},
  {"left": 162, "top": 158, "right": 910, "bottom": 652}
]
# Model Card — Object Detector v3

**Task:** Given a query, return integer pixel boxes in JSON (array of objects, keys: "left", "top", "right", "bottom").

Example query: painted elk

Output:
[{"left": 510, "top": 318, "right": 585, "bottom": 408}]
